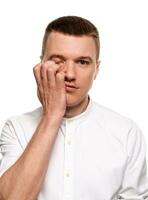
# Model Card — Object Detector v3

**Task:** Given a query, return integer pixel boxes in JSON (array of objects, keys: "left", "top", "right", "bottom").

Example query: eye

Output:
[{"left": 78, "top": 60, "right": 90, "bottom": 65}]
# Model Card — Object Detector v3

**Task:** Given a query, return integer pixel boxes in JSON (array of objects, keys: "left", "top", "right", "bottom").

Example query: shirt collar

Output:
[
  {"left": 37, "top": 95, "right": 93, "bottom": 125},
  {"left": 62, "top": 95, "right": 93, "bottom": 124}
]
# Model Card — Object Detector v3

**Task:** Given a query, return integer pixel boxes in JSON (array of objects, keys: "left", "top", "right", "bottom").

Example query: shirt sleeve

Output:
[
  {"left": 117, "top": 122, "right": 148, "bottom": 200},
  {"left": 0, "top": 119, "right": 24, "bottom": 177}
]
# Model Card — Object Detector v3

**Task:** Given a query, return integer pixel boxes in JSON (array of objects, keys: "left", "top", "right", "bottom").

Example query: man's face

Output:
[{"left": 42, "top": 31, "right": 100, "bottom": 107}]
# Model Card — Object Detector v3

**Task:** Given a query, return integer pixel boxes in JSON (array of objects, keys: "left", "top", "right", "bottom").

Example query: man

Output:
[{"left": 0, "top": 16, "right": 148, "bottom": 200}]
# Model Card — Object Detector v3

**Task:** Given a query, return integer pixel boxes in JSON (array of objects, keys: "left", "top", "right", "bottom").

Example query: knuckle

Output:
[
  {"left": 41, "top": 63, "right": 45, "bottom": 70},
  {"left": 41, "top": 62, "right": 48, "bottom": 69},
  {"left": 42, "top": 62, "right": 48, "bottom": 68},
  {"left": 37, "top": 82, "right": 42, "bottom": 88},
  {"left": 49, "top": 84, "right": 55, "bottom": 89},
  {"left": 47, "top": 67, "right": 54, "bottom": 73},
  {"left": 46, "top": 60, "right": 55, "bottom": 65},
  {"left": 56, "top": 72, "right": 64, "bottom": 79},
  {"left": 33, "top": 65, "right": 39, "bottom": 73},
  {"left": 43, "top": 60, "right": 54, "bottom": 67}
]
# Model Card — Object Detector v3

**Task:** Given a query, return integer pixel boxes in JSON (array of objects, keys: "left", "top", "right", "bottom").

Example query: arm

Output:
[
  {"left": 0, "top": 60, "right": 66, "bottom": 200},
  {"left": 0, "top": 116, "right": 62, "bottom": 200},
  {"left": 118, "top": 122, "right": 148, "bottom": 199}
]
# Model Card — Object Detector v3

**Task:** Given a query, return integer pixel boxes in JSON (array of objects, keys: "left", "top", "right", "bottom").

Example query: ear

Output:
[{"left": 94, "top": 60, "right": 101, "bottom": 80}]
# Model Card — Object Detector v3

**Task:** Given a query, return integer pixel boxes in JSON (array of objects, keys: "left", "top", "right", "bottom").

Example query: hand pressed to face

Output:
[
  {"left": 33, "top": 61, "right": 67, "bottom": 118},
  {"left": 33, "top": 32, "right": 100, "bottom": 118}
]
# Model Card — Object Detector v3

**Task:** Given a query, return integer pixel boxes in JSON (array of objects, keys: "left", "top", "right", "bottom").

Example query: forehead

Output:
[{"left": 45, "top": 31, "right": 96, "bottom": 59}]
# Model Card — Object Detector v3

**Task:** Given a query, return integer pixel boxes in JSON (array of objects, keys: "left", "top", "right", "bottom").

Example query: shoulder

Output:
[
  {"left": 91, "top": 100, "right": 132, "bottom": 126},
  {"left": 2, "top": 107, "right": 43, "bottom": 146},
  {"left": 6, "top": 106, "right": 43, "bottom": 126},
  {"left": 90, "top": 100, "right": 142, "bottom": 140}
]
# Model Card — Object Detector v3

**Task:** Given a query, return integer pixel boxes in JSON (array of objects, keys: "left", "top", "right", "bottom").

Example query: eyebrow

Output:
[{"left": 48, "top": 54, "right": 93, "bottom": 63}]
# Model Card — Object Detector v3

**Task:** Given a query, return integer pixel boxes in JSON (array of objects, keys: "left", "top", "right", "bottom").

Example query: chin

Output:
[
  {"left": 66, "top": 98, "right": 78, "bottom": 107},
  {"left": 66, "top": 93, "right": 86, "bottom": 107}
]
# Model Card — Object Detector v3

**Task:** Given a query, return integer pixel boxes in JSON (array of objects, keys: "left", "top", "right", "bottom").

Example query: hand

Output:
[{"left": 33, "top": 61, "right": 66, "bottom": 119}]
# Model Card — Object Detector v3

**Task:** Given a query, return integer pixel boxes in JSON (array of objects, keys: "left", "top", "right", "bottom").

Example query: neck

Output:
[{"left": 64, "top": 96, "right": 89, "bottom": 118}]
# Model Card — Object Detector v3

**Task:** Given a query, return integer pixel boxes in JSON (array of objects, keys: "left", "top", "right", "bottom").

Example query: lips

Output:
[
  {"left": 65, "top": 83, "right": 78, "bottom": 92},
  {"left": 65, "top": 84, "right": 76, "bottom": 88}
]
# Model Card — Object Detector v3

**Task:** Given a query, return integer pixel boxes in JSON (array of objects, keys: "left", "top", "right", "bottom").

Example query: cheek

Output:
[{"left": 78, "top": 70, "right": 95, "bottom": 88}]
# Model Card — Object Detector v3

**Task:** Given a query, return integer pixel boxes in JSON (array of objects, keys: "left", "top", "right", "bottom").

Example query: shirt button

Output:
[
  {"left": 66, "top": 172, "right": 70, "bottom": 177},
  {"left": 67, "top": 140, "right": 71, "bottom": 145}
]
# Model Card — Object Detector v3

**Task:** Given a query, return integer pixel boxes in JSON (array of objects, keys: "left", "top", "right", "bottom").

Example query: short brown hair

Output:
[{"left": 41, "top": 16, "right": 100, "bottom": 59}]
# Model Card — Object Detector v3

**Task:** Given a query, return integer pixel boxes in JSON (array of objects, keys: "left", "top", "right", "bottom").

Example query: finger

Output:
[
  {"left": 56, "top": 71, "right": 66, "bottom": 92},
  {"left": 37, "top": 87, "right": 42, "bottom": 103},
  {"left": 33, "top": 63, "right": 42, "bottom": 90},
  {"left": 44, "top": 61, "right": 62, "bottom": 87},
  {"left": 47, "top": 65, "right": 62, "bottom": 87},
  {"left": 40, "top": 61, "right": 60, "bottom": 98},
  {"left": 47, "top": 67, "right": 56, "bottom": 87},
  {"left": 41, "top": 62, "right": 49, "bottom": 90},
  {"left": 33, "top": 63, "right": 44, "bottom": 103}
]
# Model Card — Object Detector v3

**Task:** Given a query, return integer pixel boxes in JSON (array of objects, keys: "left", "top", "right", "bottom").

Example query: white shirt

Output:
[{"left": 0, "top": 97, "right": 148, "bottom": 200}]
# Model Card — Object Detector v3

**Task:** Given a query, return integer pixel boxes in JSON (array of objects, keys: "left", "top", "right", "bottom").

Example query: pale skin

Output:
[{"left": 0, "top": 31, "right": 100, "bottom": 200}]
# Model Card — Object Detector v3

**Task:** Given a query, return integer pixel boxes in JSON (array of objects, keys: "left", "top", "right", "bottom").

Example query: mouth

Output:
[{"left": 65, "top": 84, "right": 78, "bottom": 92}]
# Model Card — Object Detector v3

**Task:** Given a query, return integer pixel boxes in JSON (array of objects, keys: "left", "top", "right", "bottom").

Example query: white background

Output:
[{"left": 0, "top": 0, "right": 148, "bottom": 157}]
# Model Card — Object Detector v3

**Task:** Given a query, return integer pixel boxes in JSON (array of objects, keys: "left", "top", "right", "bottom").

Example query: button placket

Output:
[{"left": 63, "top": 120, "right": 74, "bottom": 200}]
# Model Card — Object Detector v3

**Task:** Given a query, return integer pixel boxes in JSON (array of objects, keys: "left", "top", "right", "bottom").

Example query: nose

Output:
[{"left": 60, "top": 60, "right": 76, "bottom": 81}]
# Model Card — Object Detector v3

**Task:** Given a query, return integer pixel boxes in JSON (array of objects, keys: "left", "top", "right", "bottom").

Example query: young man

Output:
[{"left": 0, "top": 16, "right": 148, "bottom": 200}]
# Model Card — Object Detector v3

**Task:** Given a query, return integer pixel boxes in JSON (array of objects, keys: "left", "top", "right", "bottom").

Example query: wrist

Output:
[{"left": 42, "top": 113, "right": 63, "bottom": 125}]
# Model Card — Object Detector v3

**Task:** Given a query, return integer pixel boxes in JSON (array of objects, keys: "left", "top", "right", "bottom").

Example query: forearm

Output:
[{"left": 0, "top": 115, "right": 62, "bottom": 200}]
